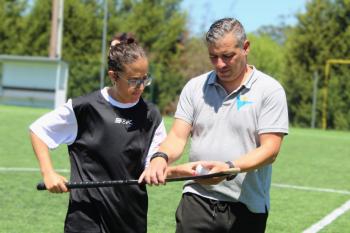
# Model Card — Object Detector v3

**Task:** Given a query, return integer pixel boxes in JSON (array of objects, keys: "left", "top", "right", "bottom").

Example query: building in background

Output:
[{"left": 0, "top": 55, "right": 68, "bottom": 109}]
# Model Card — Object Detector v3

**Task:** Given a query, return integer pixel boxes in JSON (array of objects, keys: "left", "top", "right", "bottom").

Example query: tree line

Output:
[{"left": 1, "top": 0, "right": 349, "bottom": 130}]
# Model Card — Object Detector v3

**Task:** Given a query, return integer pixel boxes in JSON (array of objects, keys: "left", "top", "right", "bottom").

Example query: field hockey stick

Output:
[{"left": 36, "top": 167, "right": 240, "bottom": 190}]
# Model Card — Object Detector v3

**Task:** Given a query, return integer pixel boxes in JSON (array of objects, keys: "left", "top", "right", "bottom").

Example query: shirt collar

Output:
[
  {"left": 208, "top": 65, "right": 257, "bottom": 90},
  {"left": 101, "top": 87, "right": 139, "bottom": 108},
  {"left": 243, "top": 65, "right": 257, "bottom": 89},
  {"left": 207, "top": 71, "right": 217, "bottom": 85}
]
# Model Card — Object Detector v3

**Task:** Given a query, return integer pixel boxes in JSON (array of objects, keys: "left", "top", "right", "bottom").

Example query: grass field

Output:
[{"left": 0, "top": 104, "right": 349, "bottom": 233}]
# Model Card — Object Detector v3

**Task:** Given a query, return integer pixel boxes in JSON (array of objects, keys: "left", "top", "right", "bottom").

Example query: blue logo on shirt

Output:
[{"left": 237, "top": 94, "right": 253, "bottom": 110}]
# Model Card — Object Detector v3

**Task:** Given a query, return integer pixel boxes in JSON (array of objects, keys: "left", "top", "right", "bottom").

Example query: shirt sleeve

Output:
[
  {"left": 174, "top": 79, "right": 195, "bottom": 125},
  {"left": 29, "top": 99, "right": 78, "bottom": 149},
  {"left": 258, "top": 88, "right": 289, "bottom": 134},
  {"left": 144, "top": 119, "right": 167, "bottom": 167}
]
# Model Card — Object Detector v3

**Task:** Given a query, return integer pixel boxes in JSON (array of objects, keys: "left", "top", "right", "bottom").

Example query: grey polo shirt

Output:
[{"left": 175, "top": 67, "right": 289, "bottom": 213}]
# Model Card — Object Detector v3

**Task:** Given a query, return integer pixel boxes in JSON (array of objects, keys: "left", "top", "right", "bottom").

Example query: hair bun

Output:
[
  {"left": 111, "top": 32, "right": 137, "bottom": 46},
  {"left": 126, "top": 37, "right": 135, "bottom": 44}
]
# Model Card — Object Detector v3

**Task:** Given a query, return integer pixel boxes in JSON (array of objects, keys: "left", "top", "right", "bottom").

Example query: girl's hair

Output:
[{"left": 108, "top": 32, "right": 146, "bottom": 73}]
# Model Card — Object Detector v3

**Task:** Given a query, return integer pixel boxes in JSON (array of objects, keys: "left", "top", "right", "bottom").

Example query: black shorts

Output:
[{"left": 175, "top": 193, "right": 268, "bottom": 233}]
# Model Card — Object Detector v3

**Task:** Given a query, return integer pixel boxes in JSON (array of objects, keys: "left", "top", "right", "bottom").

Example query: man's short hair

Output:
[{"left": 206, "top": 18, "right": 247, "bottom": 48}]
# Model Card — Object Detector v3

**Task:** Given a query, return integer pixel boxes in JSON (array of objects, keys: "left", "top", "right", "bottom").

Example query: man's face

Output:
[{"left": 207, "top": 33, "right": 249, "bottom": 83}]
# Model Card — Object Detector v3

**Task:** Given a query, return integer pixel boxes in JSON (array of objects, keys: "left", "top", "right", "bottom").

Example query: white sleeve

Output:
[
  {"left": 144, "top": 119, "right": 167, "bottom": 167},
  {"left": 29, "top": 99, "right": 78, "bottom": 150}
]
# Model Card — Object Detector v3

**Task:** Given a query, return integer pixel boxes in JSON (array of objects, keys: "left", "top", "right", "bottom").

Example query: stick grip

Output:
[
  {"left": 36, "top": 182, "right": 47, "bottom": 190},
  {"left": 36, "top": 180, "right": 139, "bottom": 190}
]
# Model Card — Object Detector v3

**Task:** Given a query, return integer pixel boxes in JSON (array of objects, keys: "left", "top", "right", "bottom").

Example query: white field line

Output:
[
  {"left": 272, "top": 183, "right": 350, "bottom": 195},
  {"left": 302, "top": 199, "right": 350, "bottom": 233},
  {"left": 0, "top": 167, "right": 69, "bottom": 173},
  {"left": 273, "top": 183, "right": 350, "bottom": 233}
]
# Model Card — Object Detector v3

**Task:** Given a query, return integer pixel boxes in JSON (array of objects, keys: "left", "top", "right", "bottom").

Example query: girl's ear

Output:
[
  {"left": 108, "top": 70, "right": 115, "bottom": 78},
  {"left": 108, "top": 71, "right": 117, "bottom": 85}
]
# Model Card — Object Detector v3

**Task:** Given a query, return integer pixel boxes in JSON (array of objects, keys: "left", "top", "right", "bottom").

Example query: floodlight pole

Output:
[
  {"left": 56, "top": 0, "right": 64, "bottom": 59},
  {"left": 311, "top": 71, "right": 318, "bottom": 128},
  {"left": 49, "top": 0, "right": 65, "bottom": 108},
  {"left": 99, "top": 0, "right": 108, "bottom": 89},
  {"left": 49, "top": 0, "right": 64, "bottom": 59}
]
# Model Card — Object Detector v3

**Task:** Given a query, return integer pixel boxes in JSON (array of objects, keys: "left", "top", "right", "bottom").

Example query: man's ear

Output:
[{"left": 243, "top": 40, "right": 250, "bottom": 54}]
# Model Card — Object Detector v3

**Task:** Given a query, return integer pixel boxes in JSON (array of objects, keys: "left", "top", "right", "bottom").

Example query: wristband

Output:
[
  {"left": 150, "top": 152, "right": 169, "bottom": 163},
  {"left": 225, "top": 161, "right": 234, "bottom": 169},
  {"left": 225, "top": 161, "right": 237, "bottom": 181}
]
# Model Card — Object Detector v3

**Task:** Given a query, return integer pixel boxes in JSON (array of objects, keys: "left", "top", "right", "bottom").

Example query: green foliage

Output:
[
  {"left": 20, "top": 0, "right": 51, "bottom": 56},
  {"left": 97, "top": 0, "right": 188, "bottom": 112},
  {"left": 0, "top": 0, "right": 28, "bottom": 54},
  {"left": 179, "top": 37, "right": 212, "bottom": 79},
  {"left": 3, "top": 0, "right": 349, "bottom": 127},
  {"left": 62, "top": 0, "right": 102, "bottom": 97},
  {"left": 0, "top": 0, "right": 187, "bottom": 113},
  {"left": 256, "top": 24, "right": 289, "bottom": 45},
  {"left": 114, "top": 0, "right": 188, "bottom": 112},
  {"left": 284, "top": 0, "right": 350, "bottom": 129},
  {"left": 248, "top": 33, "right": 285, "bottom": 83}
]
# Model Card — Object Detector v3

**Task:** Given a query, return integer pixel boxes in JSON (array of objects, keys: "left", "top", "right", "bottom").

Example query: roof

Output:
[{"left": 0, "top": 55, "right": 67, "bottom": 64}]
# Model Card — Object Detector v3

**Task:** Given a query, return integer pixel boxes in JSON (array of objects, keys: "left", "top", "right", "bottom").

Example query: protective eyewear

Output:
[{"left": 118, "top": 74, "right": 152, "bottom": 88}]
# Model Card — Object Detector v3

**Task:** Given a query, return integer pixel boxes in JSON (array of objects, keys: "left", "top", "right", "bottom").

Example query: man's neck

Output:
[{"left": 219, "top": 65, "right": 252, "bottom": 94}]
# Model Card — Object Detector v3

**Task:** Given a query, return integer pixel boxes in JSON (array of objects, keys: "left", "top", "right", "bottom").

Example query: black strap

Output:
[{"left": 150, "top": 152, "right": 169, "bottom": 163}]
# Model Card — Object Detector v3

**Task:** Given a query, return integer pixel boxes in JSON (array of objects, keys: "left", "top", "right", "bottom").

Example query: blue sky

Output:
[{"left": 181, "top": 0, "right": 308, "bottom": 35}]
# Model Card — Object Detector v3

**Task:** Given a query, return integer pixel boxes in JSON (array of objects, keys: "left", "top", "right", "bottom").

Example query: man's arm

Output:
[
  {"left": 159, "top": 118, "right": 192, "bottom": 163},
  {"left": 139, "top": 118, "right": 192, "bottom": 184},
  {"left": 200, "top": 132, "right": 284, "bottom": 175},
  {"left": 233, "top": 132, "right": 284, "bottom": 171}
]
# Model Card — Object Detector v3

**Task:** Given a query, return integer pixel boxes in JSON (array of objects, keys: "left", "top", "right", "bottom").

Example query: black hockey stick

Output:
[{"left": 36, "top": 168, "right": 240, "bottom": 190}]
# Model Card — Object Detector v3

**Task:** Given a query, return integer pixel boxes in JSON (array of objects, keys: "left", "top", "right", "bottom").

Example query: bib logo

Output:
[
  {"left": 114, "top": 117, "right": 133, "bottom": 125},
  {"left": 237, "top": 94, "right": 253, "bottom": 110}
]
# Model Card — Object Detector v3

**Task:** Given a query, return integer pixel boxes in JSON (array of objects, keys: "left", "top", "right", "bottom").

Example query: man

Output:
[{"left": 140, "top": 18, "right": 288, "bottom": 233}]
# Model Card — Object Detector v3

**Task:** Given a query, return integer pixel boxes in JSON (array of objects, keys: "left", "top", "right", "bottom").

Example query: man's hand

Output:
[
  {"left": 139, "top": 157, "right": 168, "bottom": 185},
  {"left": 166, "top": 162, "right": 199, "bottom": 178},
  {"left": 195, "top": 161, "right": 233, "bottom": 185}
]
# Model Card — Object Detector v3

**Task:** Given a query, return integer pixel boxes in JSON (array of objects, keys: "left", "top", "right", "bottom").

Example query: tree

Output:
[
  {"left": 62, "top": 0, "right": 102, "bottom": 97},
  {"left": 256, "top": 24, "right": 289, "bottom": 45},
  {"left": 0, "top": 0, "right": 28, "bottom": 54},
  {"left": 1, "top": 0, "right": 189, "bottom": 114},
  {"left": 247, "top": 33, "right": 285, "bottom": 84},
  {"left": 110, "top": 0, "right": 188, "bottom": 113},
  {"left": 5, "top": 0, "right": 103, "bottom": 98},
  {"left": 178, "top": 36, "right": 212, "bottom": 80},
  {"left": 21, "top": 0, "right": 52, "bottom": 56},
  {"left": 283, "top": 0, "right": 350, "bottom": 129}
]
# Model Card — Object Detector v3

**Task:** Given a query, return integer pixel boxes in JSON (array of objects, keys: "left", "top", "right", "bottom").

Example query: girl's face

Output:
[{"left": 111, "top": 57, "right": 149, "bottom": 103}]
